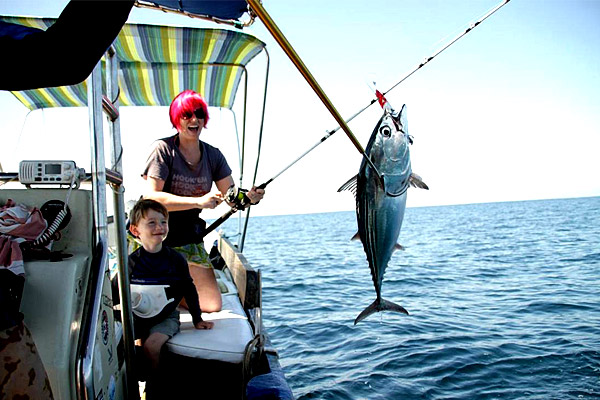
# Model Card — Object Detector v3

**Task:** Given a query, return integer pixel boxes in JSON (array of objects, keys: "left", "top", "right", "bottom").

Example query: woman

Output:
[{"left": 141, "top": 90, "right": 264, "bottom": 312}]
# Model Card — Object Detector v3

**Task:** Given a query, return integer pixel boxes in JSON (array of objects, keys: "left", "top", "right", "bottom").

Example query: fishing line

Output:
[
  {"left": 13, "top": 109, "right": 36, "bottom": 166},
  {"left": 383, "top": 0, "right": 511, "bottom": 97}
]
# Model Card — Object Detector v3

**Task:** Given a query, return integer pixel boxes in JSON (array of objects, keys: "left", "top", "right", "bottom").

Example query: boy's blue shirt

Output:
[{"left": 129, "top": 246, "right": 203, "bottom": 325}]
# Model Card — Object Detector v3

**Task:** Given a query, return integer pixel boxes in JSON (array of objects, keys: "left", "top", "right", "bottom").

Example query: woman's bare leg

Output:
[{"left": 188, "top": 262, "right": 222, "bottom": 312}]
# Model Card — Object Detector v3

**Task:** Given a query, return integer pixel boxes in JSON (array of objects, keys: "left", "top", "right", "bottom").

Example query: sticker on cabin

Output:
[
  {"left": 109, "top": 375, "right": 116, "bottom": 400},
  {"left": 101, "top": 310, "right": 109, "bottom": 345},
  {"left": 107, "top": 344, "right": 114, "bottom": 365}
]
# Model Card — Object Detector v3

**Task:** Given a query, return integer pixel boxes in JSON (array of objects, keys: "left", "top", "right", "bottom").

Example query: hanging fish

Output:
[{"left": 339, "top": 102, "right": 428, "bottom": 324}]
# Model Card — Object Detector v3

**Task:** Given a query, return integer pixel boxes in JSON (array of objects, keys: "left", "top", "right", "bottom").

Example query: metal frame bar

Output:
[
  {"left": 107, "top": 47, "right": 139, "bottom": 400},
  {"left": 240, "top": 47, "right": 270, "bottom": 251},
  {"left": 76, "top": 48, "right": 140, "bottom": 400},
  {"left": 77, "top": 61, "right": 107, "bottom": 400},
  {"left": 134, "top": 0, "right": 256, "bottom": 29}
]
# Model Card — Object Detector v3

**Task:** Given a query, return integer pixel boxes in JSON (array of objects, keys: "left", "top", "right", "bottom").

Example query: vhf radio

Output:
[{"left": 18, "top": 160, "right": 85, "bottom": 188}]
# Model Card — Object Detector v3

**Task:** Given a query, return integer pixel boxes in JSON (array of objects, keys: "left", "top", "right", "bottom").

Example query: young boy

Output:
[{"left": 128, "top": 199, "right": 213, "bottom": 374}]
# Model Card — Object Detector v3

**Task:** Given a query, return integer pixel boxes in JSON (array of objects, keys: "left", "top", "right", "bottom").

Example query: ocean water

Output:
[{"left": 223, "top": 197, "right": 600, "bottom": 399}]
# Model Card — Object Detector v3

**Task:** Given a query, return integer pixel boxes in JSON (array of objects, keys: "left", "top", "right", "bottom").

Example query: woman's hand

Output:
[
  {"left": 247, "top": 186, "right": 265, "bottom": 205},
  {"left": 197, "top": 193, "right": 224, "bottom": 209},
  {"left": 194, "top": 320, "right": 214, "bottom": 330}
]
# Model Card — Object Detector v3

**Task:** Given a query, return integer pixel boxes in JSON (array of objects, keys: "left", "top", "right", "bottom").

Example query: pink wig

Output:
[{"left": 169, "top": 90, "right": 210, "bottom": 131}]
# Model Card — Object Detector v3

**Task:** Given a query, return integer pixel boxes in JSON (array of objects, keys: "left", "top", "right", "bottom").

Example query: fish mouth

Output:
[{"left": 387, "top": 151, "right": 405, "bottom": 162}]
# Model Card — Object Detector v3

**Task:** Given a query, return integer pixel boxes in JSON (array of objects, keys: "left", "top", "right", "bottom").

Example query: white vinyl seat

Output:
[{"left": 165, "top": 269, "right": 254, "bottom": 364}]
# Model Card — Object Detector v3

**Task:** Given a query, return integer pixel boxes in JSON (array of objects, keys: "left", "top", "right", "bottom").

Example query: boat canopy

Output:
[{"left": 0, "top": 16, "right": 266, "bottom": 110}]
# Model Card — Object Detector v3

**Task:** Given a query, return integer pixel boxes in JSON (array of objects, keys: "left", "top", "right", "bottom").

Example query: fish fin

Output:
[
  {"left": 354, "top": 298, "right": 409, "bottom": 325},
  {"left": 351, "top": 231, "right": 361, "bottom": 241},
  {"left": 394, "top": 243, "right": 405, "bottom": 251},
  {"left": 337, "top": 175, "right": 358, "bottom": 199},
  {"left": 409, "top": 173, "right": 429, "bottom": 190}
]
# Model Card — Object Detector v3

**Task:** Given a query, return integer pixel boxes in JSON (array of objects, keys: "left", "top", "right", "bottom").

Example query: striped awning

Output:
[{"left": 1, "top": 16, "right": 266, "bottom": 110}]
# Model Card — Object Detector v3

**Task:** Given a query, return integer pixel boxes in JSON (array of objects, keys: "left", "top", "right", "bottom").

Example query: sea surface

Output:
[{"left": 222, "top": 197, "right": 600, "bottom": 400}]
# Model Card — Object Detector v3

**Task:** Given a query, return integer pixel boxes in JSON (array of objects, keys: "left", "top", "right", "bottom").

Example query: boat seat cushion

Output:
[{"left": 165, "top": 269, "right": 254, "bottom": 364}]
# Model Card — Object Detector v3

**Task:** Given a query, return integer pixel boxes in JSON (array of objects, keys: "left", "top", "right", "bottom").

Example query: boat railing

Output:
[
  {"left": 216, "top": 235, "right": 266, "bottom": 382},
  {"left": 74, "top": 48, "right": 138, "bottom": 400}
]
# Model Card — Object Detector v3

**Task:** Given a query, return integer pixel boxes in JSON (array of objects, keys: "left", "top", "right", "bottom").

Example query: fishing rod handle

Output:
[
  {"left": 257, "top": 180, "right": 271, "bottom": 190},
  {"left": 201, "top": 208, "right": 237, "bottom": 239}
]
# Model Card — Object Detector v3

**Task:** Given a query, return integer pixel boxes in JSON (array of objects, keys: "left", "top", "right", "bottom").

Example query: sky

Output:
[{"left": 0, "top": 0, "right": 599, "bottom": 218}]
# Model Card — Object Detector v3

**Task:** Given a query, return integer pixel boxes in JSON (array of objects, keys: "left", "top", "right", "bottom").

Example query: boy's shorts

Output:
[
  {"left": 149, "top": 309, "right": 180, "bottom": 338},
  {"left": 136, "top": 309, "right": 180, "bottom": 340}
]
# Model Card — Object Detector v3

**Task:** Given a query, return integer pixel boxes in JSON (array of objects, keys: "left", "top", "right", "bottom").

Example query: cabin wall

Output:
[{"left": 0, "top": 188, "right": 100, "bottom": 399}]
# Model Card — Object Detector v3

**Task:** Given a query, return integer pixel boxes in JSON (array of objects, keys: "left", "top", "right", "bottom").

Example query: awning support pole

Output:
[{"left": 246, "top": 0, "right": 382, "bottom": 178}]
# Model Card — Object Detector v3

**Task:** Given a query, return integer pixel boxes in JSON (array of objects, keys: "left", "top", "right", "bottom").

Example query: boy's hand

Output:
[{"left": 194, "top": 321, "right": 214, "bottom": 330}]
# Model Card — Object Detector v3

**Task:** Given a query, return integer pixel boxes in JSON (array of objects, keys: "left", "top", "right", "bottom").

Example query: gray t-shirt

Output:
[{"left": 143, "top": 135, "right": 232, "bottom": 197}]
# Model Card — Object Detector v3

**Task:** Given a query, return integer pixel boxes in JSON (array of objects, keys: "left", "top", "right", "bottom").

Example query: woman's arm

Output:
[
  {"left": 144, "top": 176, "right": 223, "bottom": 212},
  {"left": 215, "top": 176, "right": 236, "bottom": 196},
  {"left": 215, "top": 176, "right": 265, "bottom": 207}
]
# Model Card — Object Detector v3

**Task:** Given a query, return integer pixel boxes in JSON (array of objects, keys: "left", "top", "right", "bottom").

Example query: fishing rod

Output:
[{"left": 202, "top": 0, "right": 511, "bottom": 238}]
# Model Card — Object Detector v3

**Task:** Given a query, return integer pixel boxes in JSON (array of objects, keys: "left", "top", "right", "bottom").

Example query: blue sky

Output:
[{"left": 1, "top": 0, "right": 599, "bottom": 216}]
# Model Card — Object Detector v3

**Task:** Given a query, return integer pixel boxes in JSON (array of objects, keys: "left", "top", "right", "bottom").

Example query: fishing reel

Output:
[{"left": 225, "top": 185, "right": 252, "bottom": 211}]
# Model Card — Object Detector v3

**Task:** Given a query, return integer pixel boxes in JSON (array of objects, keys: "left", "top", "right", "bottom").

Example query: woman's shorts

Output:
[{"left": 173, "top": 242, "right": 212, "bottom": 267}]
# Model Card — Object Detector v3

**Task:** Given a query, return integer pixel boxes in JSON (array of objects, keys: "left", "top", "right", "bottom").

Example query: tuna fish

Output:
[{"left": 338, "top": 104, "right": 428, "bottom": 324}]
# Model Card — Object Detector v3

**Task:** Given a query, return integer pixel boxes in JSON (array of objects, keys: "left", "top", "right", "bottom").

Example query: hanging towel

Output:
[{"left": 0, "top": 199, "right": 47, "bottom": 275}]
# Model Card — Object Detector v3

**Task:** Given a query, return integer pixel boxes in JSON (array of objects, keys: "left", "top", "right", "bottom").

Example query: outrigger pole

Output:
[
  {"left": 251, "top": 0, "right": 511, "bottom": 190},
  {"left": 245, "top": 0, "right": 382, "bottom": 178}
]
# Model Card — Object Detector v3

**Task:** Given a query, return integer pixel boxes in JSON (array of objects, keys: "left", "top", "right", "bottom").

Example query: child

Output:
[{"left": 128, "top": 199, "right": 213, "bottom": 376}]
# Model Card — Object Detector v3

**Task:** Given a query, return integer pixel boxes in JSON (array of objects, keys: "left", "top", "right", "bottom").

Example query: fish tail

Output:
[{"left": 354, "top": 298, "right": 409, "bottom": 325}]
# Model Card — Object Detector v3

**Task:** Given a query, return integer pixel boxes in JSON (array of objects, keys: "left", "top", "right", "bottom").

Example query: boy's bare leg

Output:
[
  {"left": 142, "top": 332, "right": 169, "bottom": 400},
  {"left": 143, "top": 332, "right": 169, "bottom": 370}
]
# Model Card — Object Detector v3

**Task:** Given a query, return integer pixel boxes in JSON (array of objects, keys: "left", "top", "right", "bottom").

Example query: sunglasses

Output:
[{"left": 182, "top": 108, "right": 206, "bottom": 120}]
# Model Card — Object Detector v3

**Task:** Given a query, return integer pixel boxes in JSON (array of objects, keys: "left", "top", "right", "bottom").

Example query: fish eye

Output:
[{"left": 379, "top": 125, "right": 392, "bottom": 137}]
